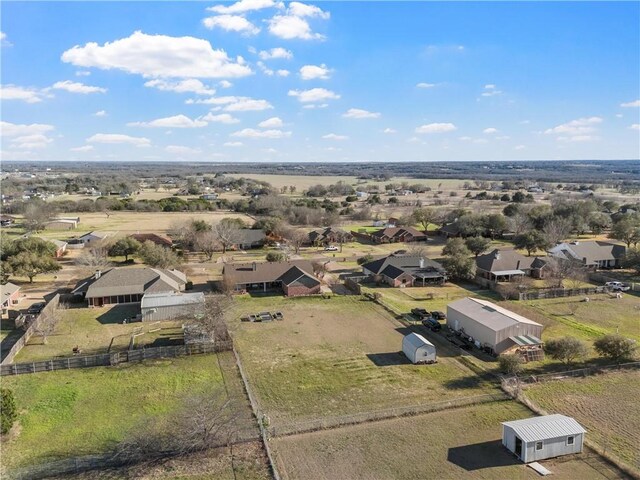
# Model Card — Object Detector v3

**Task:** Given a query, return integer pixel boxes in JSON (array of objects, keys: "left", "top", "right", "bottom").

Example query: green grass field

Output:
[
  {"left": 231, "top": 295, "right": 498, "bottom": 426},
  {"left": 1, "top": 354, "right": 225, "bottom": 469},
  {"left": 272, "top": 400, "right": 625, "bottom": 480},
  {"left": 524, "top": 371, "right": 640, "bottom": 472},
  {"left": 15, "top": 305, "right": 184, "bottom": 362}
]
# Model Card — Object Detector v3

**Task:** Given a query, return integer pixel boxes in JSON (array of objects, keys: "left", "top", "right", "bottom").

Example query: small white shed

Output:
[
  {"left": 402, "top": 333, "right": 437, "bottom": 364},
  {"left": 502, "top": 414, "right": 586, "bottom": 463}
]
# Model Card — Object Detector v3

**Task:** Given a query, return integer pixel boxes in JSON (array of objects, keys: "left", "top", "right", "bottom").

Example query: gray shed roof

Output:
[
  {"left": 141, "top": 292, "right": 204, "bottom": 309},
  {"left": 403, "top": 332, "right": 434, "bottom": 351},
  {"left": 448, "top": 297, "right": 542, "bottom": 331},
  {"left": 502, "top": 414, "right": 586, "bottom": 443}
]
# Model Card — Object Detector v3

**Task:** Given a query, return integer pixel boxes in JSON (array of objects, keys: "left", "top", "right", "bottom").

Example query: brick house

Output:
[
  {"left": 361, "top": 254, "right": 447, "bottom": 286},
  {"left": 368, "top": 226, "right": 427, "bottom": 244},
  {"left": 223, "top": 260, "right": 321, "bottom": 296},
  {"left": 476, "top": 249, "right": 549, "bottom": 282}
]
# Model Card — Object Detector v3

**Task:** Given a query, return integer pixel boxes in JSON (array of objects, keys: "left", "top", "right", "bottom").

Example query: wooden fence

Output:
[
  {"left": 1, "top": 294, "right": 60, "bottom": 365},
  {"left": 0, "top": 341, "right": 233, "bottom": 376},
  {"left": 518, "top": 286, "right": 604, "bottom": 301},
  {"left": 502, "top": 361, "right": 640, "bottom": 388}
]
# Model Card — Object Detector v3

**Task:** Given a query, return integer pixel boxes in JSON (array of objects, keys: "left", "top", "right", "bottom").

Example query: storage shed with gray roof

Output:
[{"left": 502, "top": 414, "right": 586, "bottom": 463}]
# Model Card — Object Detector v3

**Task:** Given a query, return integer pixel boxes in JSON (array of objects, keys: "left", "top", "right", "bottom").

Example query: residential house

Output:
[
  {"left": 439, "top": 221, "right": 462, "bottom": 238},
  {"left": 200, "top": 193, "right": 218, "bottom": 201},
  {"left": 447, "top": 297, "right": 544, "bottom": 358},
  {"left": 44, "top": 218, "right": 79, "bottom": 230},
  {"left": 476, "top": 249, "right": 549, "bottom": 282},
  {"left": 49, "top": 239, "right": 68, "bottom": 258},
  {"left": 76, "top": 231, "right": 110, "bottom": 245},
  {"left": 308, "top": 227, "right": 353, "bottom": 246},
  {"left": 1, "top": 282, "right": 21, "bottom": 316},
  {"left": 548, "top": 241, "right": 626, "bottom": 270},
  {"left": 502, "top": 415, "right": 586, "bottom": 463},
  {"left": 223, "top": 260, "right": 321, "bottom": 297},
  {"left": 130, "top": 233, "right": 173, "bottom": 248},
  {"left": 368, "top": 226, "right": 427, "bottom": 244},
  {"left": 361, "top": 254, "right": 447, "bottom": 286},
  {"left": 73, "top": 267, "right": 187, "bottom": 307},
  {"left": 234, "top": 229, "right": 267, "bottom": 250}
]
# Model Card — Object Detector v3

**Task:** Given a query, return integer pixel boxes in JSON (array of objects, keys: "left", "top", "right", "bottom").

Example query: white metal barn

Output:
[
  {"left": 502, "top": 414, "right": 586, "bottom": 463},
  {"left": 446, "top": 297, "right": 543, "bottom": 355},
  {"left": 402, "top": 332, "right": 437, "bottom": 364},
  {"left": 140, "top": 292, "right": 204, "bottom": 321}
]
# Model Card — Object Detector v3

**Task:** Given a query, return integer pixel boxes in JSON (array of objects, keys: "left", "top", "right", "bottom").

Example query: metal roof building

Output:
[
  {"left": 447, "top": 297, "right": 543, "bottom": 355},
  {"left": 141, "top": 292, "right": 204, "bottom": 321},
  {"left": 502, "top": 414, "right": 586, "bottom": 463},
  {"left": 402, "top": 332, "right": 437, "bottom": 364}
]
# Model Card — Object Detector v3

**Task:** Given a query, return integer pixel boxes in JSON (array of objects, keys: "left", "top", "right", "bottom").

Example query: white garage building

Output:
[
  {"left": 446, "top": 297, "right": 543, "bottom": 356},
  {"left": 502, "top": 414, "right": 586, "bottom": 463},
  {"left": 402, "top": 332, "right": 437, "bottom": 364}
]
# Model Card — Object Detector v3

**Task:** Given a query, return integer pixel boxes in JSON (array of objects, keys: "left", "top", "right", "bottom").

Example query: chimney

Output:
[
  {"left": 516, "top": 260, "right": 520, "bottom": 270},
  {"left": 95, "top": 270, "right": 102, "bottom": 279},
  {"left": 419, "top": 258, "right": 425, "bottom": 268},
  {"left": 494, "top": 251, "right": 500, "bottom": 260},
  {"left": 252, "top": 262, "right": 257, "bottom": 271}
]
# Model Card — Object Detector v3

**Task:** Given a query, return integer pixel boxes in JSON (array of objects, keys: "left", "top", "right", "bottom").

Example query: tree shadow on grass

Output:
[
  {"left": 442, "top": 375, "right": 485, "bottom": 389},
  {"left": 96, "top": 304, "right": 140, "bottom": 325},
  {"left": 448, "top": 440, "right": 520, "bottom": 470}
]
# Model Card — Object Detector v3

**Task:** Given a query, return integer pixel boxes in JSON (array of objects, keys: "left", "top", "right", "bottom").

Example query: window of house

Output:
[
  {"left": 535, "top": 441, "right": 543, "bottom": 451},
  {"left": 567, "top": 436, "right": 575, "bottom": 445}
]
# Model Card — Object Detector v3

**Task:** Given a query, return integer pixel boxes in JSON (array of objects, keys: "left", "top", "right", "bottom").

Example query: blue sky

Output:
[{"left": 1, "top": 1, "right": 639, "bottom": 162}]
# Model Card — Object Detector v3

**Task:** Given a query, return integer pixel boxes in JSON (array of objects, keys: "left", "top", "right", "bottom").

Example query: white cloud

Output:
[
  {"left": 224, "top": 98, "right": 273, "bottom": 111},
  {"left": 189, "top": 95, "right": 240, "bottom": 105},
  {"left": 75, "top": 71, "right": 91, "bottom": 76},
  {"left": 145, "top": 79, "right": 216, "bottom": 95},
  {"left": 515, "top": 145, "right": 525, "bottom": 150},
  {"left": 495, "top": 135, "right": 510, "bottom": 140},
  {"left": 483, "top": 127, "right": 499, "bottom": 134},
  {"left": 258, "top": 116, "right": 283, "bottom": 128},
  {"left": 480, "top": 84, "right": 502, "bottom": 97},
  {"left": 259, "top": 47, "right": 293, "bottom": 60},
  {"left": 10, "top": 134, "right": 53, "bottom": 149},
  {"left": 621, "top": 100, "right": 640, "bottom": 108},
  {"left": 165, "top": 145, "right": 201, "bottom": 155},
  {"left": 288, "top": 2, "right": 329, "bottom": 19},
  {"left": 416, "top": 82, "right": 436, "bottom": 88},
  {"left": 128, "top": 114, "right": 207, "bottom": 128},
  {"left": 322, "top": 133, "right": 348, "bottom": 140},
  {"left": 219, "top": 80, "right": 233, "bottom": 88},
  {"left": 268, "top": 15, "right": 324, "bottom": 40},
  {"left": 383, "top": 128, "right": 396, "bottom": 134},
  {"left": 1, "top": 121, "right": 54, "bottom": 137},
  {"left": 51, "top": 80, "right": 107, "bottom": 94},
  {"left": 201, "top": 113, "right": 240, "bottom": 124},
  {"left": 203, "top": 15, "right": 260, "bottom": 35},
  {"left": 288, "top": 87, "right": 339, "bottom": 103},
  {"left": 415, "top": 123, "right": 457, "bottom": 134},
  {"left": 207, "top": 0, "right": 277, "bottom": 14},
  {"left": 472, "top": 138, "right": 488, "bottom": 144},
  {"left": 94, "top": 110, "right": 107, "bottom": 117},
  {"left": 0, "top": 84, "right": 49, "bottom": 103},
  {"left": 87, "top": 133, "right": 151, "bottom": 146},
  {"left": 61, "top": 31, "right": 252, "bottom": 79},
  {"left": 276, "top": 69, "right": 290, "bottom": 77},
  {"left": 458, "top": 136, "right": 473, "bottom": 142},
  {"left": 299, "top": 64, "right": 331, "bottom": 80},
  {"left": 302, "top": 103, "right": 328, "bottom": 109},
  {"left": 1, "top": 31, "right": 11, "bottom": 47},
  {"left": 70, "top": 145, "right": 94, "bottom": 152},
  {"left": 484, "top": 84, "right": 496, "bottom": 89},
  {"left": 557, "top": 135, "right": 598, "bottom": 142},
  {"left": 630, "top": 124, "right": 640, "bottom": 131},
  {"left": 544, "top": 116, "right": 602, "bottom": 135},
  {"left": 224, "top": 141, "right": 243, "bottom": 147},
  {"left": 231, "top": 128, "right": 291, "bottom": 138},
  {"left": 343, "top": 108, "right": 381, "bottom": 119}
]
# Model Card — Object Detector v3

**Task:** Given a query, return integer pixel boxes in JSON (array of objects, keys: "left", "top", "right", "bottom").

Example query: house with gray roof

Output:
[
  {"left": 548, "top": 241, "right": 625, "bottom": 270},
  {"left": 361, "top": 253, "right": 447, "bottom": 287},
  {"left": 234, "top": 229, "right": 267, "bottom": 250},
  {"left": 476, "top": 249, "right": 549, "bottom": 282},
  {"left": 368, "top": 226, "right": 427, "bottom": 244},
  {"left": 223, "top": 260, "right": 321, "bottom": 296},
  {"left": 1, "top": 282, "right": 21, "bottom": 316},
  {"left": 73, "top": 267, "right": 187, "bottom": 307},
  {"left": 502, "top": 414, "right": 586, "bottom": 463},
  {"left": 308, "top": 227, "right": 352, "bottom": 246}
]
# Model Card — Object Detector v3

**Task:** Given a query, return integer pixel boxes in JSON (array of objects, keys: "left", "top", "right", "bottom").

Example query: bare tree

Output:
[
  {"left": 507, "top": 213, "right": 532, "bottom": 236},
  {"left": 187, "top": 294, "right": 233, "bottom": 344},
  {"left": 76, "top": 244, "right": 112, "bottom": 275},
  {"left": 541, "top": 217, "right": 572, "bottom": 248},
  {"left": 211, "top": 221, "right": 241, "bottom": 254},
  {"left": 194, "top": 231, "right": 221, "bottom": 261},
  {"left": 32, "top": 303, "right": 67, "bottom": 345},
  {"left": 282, "top": 228, "right": 307, "bottom": 255},
  {"left": 543, "top": 257, "right": 587, "bottom": 289}
]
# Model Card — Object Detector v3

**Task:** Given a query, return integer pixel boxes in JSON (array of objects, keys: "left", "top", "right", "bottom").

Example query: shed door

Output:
[{"left": 515, "top": 436, "right": 523, "bottom": 459}]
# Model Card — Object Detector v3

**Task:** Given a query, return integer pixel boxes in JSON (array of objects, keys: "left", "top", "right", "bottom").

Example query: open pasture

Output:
[
  {"left": 524, "top": 370, "right": 640, "bottom": 472},
  {"left": 231, "top": 295, "right": 499, "bottom": 426},
  {"left": 272, "top": 400, "right": 625, "bottom": 480}
]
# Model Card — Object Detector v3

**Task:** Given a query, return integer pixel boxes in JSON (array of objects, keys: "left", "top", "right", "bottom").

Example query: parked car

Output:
[
  {"left": 422, "top": 317, "right": 442, "bottom": 332},
  {"left": 324, "top": 245, "right": 339, "bottom": 252},
  {"left": 411, "top": 308, "right": 430, "bottom": 319},
  {"left": 431, "top": 311, "right": 446, "bottom": 320},
  {"left": 26, "top": 302, "right": 45, "bottom": 315},
  {"left": 605, "top": 281, "right": 630, "bottom": 292}
]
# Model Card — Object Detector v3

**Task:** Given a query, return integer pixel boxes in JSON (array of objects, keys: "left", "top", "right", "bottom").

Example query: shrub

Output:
[
  {"left": 593, "top": 334, "right": 637, "bottom": 364},
  {"left": 1, "top": 388, "right": 17, "bottom": 434},
  {"left": 498, "top": 354, "right": 523, "bottom": 375},
  {"left": 544, "top": 337, "right": 589, "bottom": 365},
  {"left": 266, "top": 251, "right": 286, "bottom": 262}
]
